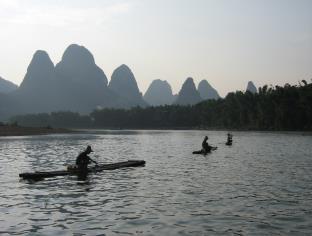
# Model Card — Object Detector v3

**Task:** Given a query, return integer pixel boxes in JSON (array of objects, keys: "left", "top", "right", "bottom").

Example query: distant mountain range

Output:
[
  {"left": 246, "top": 81, "right": 257, "bottom": 94},
  {"left": 174, "top": 77, "right": 202, "bottom": 105},
  {"left": 198, "top": 80, "right": 220, "bottom": 100},
  {"left": 109, "top": 64, "right": 147, "bottom": 107},
  {"left": 144, "top": 79, "right": 175, "bottom": 106},
  {"left": 144, "top": 78, "right": 221, "bottom": 106},
  {"left": 0, "top": 43, "right": 258, "bottom": 120},
  {"left": 0, "top": 44, "right": 147, "bottom": 119},
  {"left": 0, "top": 76, "right": 18, "bottom": 94}
]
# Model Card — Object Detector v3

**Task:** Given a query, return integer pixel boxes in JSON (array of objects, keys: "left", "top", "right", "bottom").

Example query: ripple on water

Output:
[{"left": 0, "top": 131, "right": 312, "bottom": 235}]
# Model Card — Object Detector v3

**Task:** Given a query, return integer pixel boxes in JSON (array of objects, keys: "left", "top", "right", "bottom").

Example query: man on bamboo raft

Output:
[
  {"left": 226, "top": 133, "right": 233, "bottom": 145},
  {"left": 202, "top": 136, "right": 212, "bottom": 154},
  {"left": 75, "top": 145, "right": 98, "bottom": 171}
]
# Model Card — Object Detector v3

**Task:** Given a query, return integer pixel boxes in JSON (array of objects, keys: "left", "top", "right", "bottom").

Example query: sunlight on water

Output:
[{"left": 0, "top": 130, "right": 312, "bottom": 235}]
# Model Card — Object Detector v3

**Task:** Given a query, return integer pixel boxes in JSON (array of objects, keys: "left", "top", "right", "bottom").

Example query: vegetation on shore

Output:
[
  {"left": 0, "top": 122, "right": 71, "bottom": 136},
  {"left": 10, "top": 81, "right": 312, "bottom": 131}
]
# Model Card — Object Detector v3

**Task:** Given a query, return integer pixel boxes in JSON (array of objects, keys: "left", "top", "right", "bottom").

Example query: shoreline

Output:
[
  {"left": 75, "top": 128, "right": 312, "bottom": 136},
  {"left": 0, "top": 125, "right": 73, "bottom": 136},
  {"left": 1, "top": 125, "right": 311, "bottom": 136}
]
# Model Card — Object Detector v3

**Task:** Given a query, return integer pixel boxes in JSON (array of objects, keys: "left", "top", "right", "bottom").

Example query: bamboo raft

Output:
[
  {"left": 192, "top": 147, "right": 218, "bottom": 155},
  {"left": 19, "top": 160, "right": 146, "bottom": 180}
]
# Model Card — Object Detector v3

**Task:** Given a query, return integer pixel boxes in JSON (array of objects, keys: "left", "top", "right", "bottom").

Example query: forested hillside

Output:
[{"left": 11, "top": 81, "right": 312, "bottom": 131}]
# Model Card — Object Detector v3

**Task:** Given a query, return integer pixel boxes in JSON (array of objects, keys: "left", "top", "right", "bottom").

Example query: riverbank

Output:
[{"left": 0, "top": 124, "right": 72, "bottom": 136}]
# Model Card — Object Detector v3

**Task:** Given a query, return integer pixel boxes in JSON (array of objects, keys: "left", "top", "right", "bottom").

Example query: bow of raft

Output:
[{"left": 19, "top": 160, "right": 146, "bottom": 180}]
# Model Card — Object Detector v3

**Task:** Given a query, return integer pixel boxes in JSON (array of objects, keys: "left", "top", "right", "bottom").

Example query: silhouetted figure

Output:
[
  {"left": 202, "top": 136, "right": 212, "bottom": 154},
  {"left": 192, "top": 136, "right": 217, "bottom": 155},
  {"left": 226, "top": 133, "right": 233, "bottom": 146},
  {"left": 76, "top": 146, "right": 98, "bottom": 171}
]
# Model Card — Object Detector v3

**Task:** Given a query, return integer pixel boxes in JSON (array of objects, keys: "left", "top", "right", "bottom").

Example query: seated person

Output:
[
  {"left": 226, "top": 133, "right": 233, "bottom": 145},
  {"left": 76, "top": 145, "right": 98, "bottom": 170},
  {"left": 202, "top": 136, "right": 212, "bottom": 153}
]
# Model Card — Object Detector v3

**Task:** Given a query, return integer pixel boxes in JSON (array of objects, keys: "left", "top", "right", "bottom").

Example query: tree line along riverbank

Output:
[
  {"left": 9, "top": 82, "right": 312, "bottom": 131},
  {"left": 0, "top": 122, "right": 71, "bottom": 136}
]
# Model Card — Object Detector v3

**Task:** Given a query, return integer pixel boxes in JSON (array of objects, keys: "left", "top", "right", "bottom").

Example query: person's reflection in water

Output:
[{"left": 77, "top": 172, "right": 89, "bottom": 181}]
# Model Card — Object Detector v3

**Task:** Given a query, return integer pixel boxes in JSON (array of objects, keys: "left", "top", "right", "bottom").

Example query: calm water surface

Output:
[{"left": 0, "top": 130, "right": 311, "bottom": 235}]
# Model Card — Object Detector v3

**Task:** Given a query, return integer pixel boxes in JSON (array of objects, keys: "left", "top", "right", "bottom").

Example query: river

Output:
[{"left": 0, "top": 130, "right": 311, "bottom": 235}]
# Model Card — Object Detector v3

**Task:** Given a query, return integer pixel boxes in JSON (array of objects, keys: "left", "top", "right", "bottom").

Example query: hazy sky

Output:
[{"left": 0, "top": 0, "right": 311, "bottom": 96}]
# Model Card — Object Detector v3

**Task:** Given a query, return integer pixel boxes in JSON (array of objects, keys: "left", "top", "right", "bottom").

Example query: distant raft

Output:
[
  {"left": 192, "top": 147, "right": 217, "bottom": 155},
  {"left": 225, "top": 140, "right": 232, "bottom": 146},
  {"left": 19, "top": 160, "right": 146, "bottom": 180}
]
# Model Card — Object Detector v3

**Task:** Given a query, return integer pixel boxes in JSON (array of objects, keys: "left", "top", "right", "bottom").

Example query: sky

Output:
[{"left": 0, "top": 0, "right": 311, "bottom": 96}]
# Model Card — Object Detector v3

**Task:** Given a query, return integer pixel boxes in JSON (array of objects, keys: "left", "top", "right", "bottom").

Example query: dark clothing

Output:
[
  {"left": 202, "top": 139, "right": 211, "bottom": 153},
  {"left": 76, "top": 151, "right": 97, "bottom": 170},
  {"left": 226, "top": 134, "right": 233, "bottom": 145}
]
